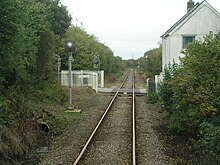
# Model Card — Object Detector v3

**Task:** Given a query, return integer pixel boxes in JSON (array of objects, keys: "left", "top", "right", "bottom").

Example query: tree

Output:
[
  {"left": 139, "top": 45, "right": 162, "bottom": 78},
  {"left": 0, "top": 0, "right": 73, "bottom": 161},
  {"left": 0, "top": 0, "right": 42, "bottom": 90},
  {"left": 36, "top": 30, "right": 55, "bottom": 81},
  {"left": 62, "top": 26, "right": 126, "bottom": 74},
  {"left": 37, "top": 0, "right": 72, "bottom": 36}
]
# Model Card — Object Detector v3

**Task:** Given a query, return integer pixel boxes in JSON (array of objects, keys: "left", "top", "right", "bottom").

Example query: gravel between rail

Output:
[{"left": 78, "top": 97, "right": 132, "bottom": 165}]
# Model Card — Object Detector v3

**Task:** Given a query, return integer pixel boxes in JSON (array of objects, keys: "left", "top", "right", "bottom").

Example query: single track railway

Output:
[{"left": 72, "top": 69, "right": 137, "bottom": 165}]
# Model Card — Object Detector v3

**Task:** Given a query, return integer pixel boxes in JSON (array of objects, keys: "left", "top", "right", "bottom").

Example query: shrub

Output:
[
  {"left": 159, "top": 33, "right": 220, "bottom": 162},
  {"left": 197, "top": 121, "right": 220, "bottom": 164}
]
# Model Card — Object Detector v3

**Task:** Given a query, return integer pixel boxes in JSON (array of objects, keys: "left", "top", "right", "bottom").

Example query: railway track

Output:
[{"left": 72, "top": 69, "right": 137, "bottom": 165}]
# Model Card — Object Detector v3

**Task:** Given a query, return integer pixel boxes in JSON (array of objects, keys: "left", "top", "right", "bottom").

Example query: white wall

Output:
[{"left": 61, "top": 70, "right": 104, "bottom": 92}]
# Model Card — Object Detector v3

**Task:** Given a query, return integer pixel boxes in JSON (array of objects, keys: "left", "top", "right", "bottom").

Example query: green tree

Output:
[
  {"left": 139, "top": 45, "right": 162, "bottom": 78},
  {"left": 36, "top": 29, "right": 55, "bottom": 82},
  {"left": 0, "top": 0, "right": 42, "bottom": 90},
  {"left": 37, "top": 0, "right": 72, "bottom": 36},
  {"left": 62, "top": 26, "right": 125, "bottom": 74},
  {"left": 0, "top": 0, "right": 72, "bottom": 161}
]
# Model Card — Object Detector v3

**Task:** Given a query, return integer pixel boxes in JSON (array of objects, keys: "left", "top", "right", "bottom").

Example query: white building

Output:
[
  {"left": 161, "top": 0, "right": 220, "bottom": 72},
  {"left": 61, "top": 70, "right": 104, "bottom": 93},
  {"left": 154, "top": 0, "right": 220, "bottom": 93}
]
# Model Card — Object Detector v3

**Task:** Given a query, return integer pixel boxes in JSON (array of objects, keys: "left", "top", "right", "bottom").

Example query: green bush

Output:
[
  {"left": 38, "top": 83, "right": 67, "bottom": 105},
  {"left": 146, "top": 92, "right": 159, "bottom": 104},
  {"left": 197, "top": 121, "right": 220, "bottom": 164},
  {"left": 159, "top": 33, "right": 220, "bottom": 161},
  {"left": 0, "top": 99, "right": 10, "bottom": 124},
  {"left": 159, "top": 62, "right": 177, "bottom": 114}
]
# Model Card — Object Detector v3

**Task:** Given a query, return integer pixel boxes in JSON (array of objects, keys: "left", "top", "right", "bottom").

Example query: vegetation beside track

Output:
[
  {"left": 0, "top": 0, "right": 126, "bottom": 163},
  {"left": 159, "top": 33, "right": 220, "bottom": 164},
  {"left": 137, "top": 33, "right": 220, "bottom": 163}
]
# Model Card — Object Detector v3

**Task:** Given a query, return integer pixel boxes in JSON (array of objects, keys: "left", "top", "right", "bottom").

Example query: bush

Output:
[
  {"left": 197, "top": 121, "right": 220, "bottom": 164},
  {"left": 146, "top": 92, "right": 159, "bottom": 104},
  {"left": 0, "top": 99, "right": 10, "bottom": 125},
  {"left": 159, "top": 33, "right": 220, "bottom": 162},
  {"left": 38, "top": 83, "right": 67, "bottom": 105}
]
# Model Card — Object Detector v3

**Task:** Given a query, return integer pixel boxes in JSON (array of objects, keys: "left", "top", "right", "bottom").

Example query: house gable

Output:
[
  {"left": 175, "top": 4, "right": 220, "bottom": 36},
  {"left": 162, "top": 0, "right": 220, "bottom": 38},
  {"left": 161, "top": 0, "right": 220, "bottom": 71}
]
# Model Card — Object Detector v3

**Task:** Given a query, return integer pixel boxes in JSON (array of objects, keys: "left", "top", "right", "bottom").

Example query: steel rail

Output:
[
  {"left": 72, "top": 72, "right": 130, "bottom": 165},
  {"left": 132, "top": 69, "right": 136, "bottom": 165}
]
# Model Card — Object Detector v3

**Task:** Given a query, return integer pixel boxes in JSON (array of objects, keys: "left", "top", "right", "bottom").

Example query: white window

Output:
[{"left": 182, "top": 36, "right": 195, "bottom": 49}]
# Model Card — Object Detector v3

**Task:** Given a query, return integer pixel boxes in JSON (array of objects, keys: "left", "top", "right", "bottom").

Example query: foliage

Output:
[
  {"left": 37, "top": 83, "right": 67, "bottom": 105},
  {"left": 36, "top": 29, "right": 56, "bottom": 82},
  {"left": 159, "top": 62, "right": 178, "bottom": 114},
  {"left": 0, "top": 0, "right": 36, "bottom": 90},
  {"left": 197, "top": 121, "right": 220, "bottom": 164},
  {"left": 0, "top": 0, "right": 71, "bottom": 90},
  {"left": 146, "top": 92, "right": 160, "bottom": 104},
  {"left": 0, "top": 0, "right": 126, "bottom": 161},
  {"left": 125, "top": 59, "right": 136, "bottom": 68},
  {"left": 0, "top": 99, "right": 10, "bottom": 125},
  {"left": 139, "top": 45, "right": 162, "bottom": 78},
  {"left": 37, "top": 0, "right": 72, "bottom": 36},
  {"left": 159, "top": 33, "right": 220, "bottom": 161},
  {"left": 61, "top": 26, "right": 126, "bottom": 74},
  {"left": 0, "top": 0, "right": 71, "bottom": 161}
]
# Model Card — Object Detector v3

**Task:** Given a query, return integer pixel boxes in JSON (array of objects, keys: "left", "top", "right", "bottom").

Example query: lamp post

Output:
[
  {"left": 93, "top": 55, "right": 100, "bottom": 90},
  {"left": 65, "top": 41, "right": 75, "bottom": 109},
  {"left": 145, "top": 55, "right": 148, "bottom": 73},
  {"left": 55, "top": 54, "right": 61, "bottom": 84}
]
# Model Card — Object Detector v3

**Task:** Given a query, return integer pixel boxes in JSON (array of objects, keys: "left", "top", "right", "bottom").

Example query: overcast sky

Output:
[{"left": 60, "top": 0, "right": 220, "bottom": 60}]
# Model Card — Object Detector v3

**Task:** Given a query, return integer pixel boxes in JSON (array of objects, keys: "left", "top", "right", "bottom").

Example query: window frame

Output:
[{"left": 182, "top": 35, "right": 196, "bottom": 49}]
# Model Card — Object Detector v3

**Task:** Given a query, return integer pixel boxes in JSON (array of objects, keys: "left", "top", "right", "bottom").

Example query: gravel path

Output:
[
  {"left": 134, "top": 70, "right": 174, "bottom": 164},
  {"left": 136, "top": 98, "right": 173, "bottom": 164}
]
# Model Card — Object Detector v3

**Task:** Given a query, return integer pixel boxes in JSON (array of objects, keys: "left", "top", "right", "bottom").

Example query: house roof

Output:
[{"left": 161, "top": 0, "right": 220, "bottom": 38}]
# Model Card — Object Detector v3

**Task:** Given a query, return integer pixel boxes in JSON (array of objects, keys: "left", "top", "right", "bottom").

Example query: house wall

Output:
[{"left": 162, "top": 4, "right": 220, "bottom": 71}]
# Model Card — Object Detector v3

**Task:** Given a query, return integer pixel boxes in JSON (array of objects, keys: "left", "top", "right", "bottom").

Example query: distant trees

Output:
[
  {"left": 62, "top": 26, "right": 126, "bottom": 74},
  {"left": 139, "top": 45, "right": 162, "bottom": 78}
]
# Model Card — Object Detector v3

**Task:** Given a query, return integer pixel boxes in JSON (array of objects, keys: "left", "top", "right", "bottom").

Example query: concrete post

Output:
[
  {"left": 67, "top": 52, "right": 74, "bottom": 109},
  {"left": 155, "top": 75, "right": 159, "bottom": 93},
  {"left": 95, "top": 72, "right": 98, "bottom": 93},
  {"left": 80, "top": 70, "right": 83, "bottom": 86},
  {"left": 146, "top": 78, "right": 150, "bottom": 96},
  {"left": 101, "top": 70, "right": 104, "bottom": 88}
]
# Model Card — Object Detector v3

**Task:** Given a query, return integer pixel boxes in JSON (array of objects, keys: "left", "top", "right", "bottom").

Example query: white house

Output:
[
  {"left": 161, "top": 0, "right": 220, "bottom": 72},
  {"left": 153, "top": 0, "right": 220, "bottom": 93}
]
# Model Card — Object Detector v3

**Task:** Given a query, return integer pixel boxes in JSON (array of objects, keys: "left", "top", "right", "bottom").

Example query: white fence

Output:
[{"left": 61, "top": 70, "right": 104, "bottom": 92}]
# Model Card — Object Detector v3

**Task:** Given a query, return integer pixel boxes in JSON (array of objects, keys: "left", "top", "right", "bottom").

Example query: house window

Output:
[{"left": 182, "top": 36, "right": 195, "bottom": 49}]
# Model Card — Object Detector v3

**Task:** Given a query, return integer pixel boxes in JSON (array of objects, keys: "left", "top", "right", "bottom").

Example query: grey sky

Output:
[{"left": 60, "top": 0, "right": 220, "bottom": 60}]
